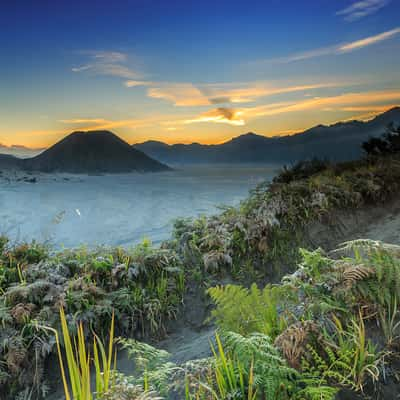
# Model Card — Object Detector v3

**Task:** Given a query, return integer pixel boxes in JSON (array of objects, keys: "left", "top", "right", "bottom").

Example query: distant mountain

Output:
[
  {"left": 0, "top": 144, "right": 44, "bottom": 158},
  {"left": 24, "top": 131, "right": 170, "bottom": 173},
  {"left": 134, "top": 107, "right": 400, "bottom": 164},
  {"left": 0, "top": 131, "right": 170, "bottom": 173}
]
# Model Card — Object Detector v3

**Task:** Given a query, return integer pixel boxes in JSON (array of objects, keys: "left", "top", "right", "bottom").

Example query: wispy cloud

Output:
[
  {"left": 71, "top": 65, "right": 92, "bottom": 72},
  {"left": 337, "top": 104, "right": 398, "bottom": 112},
  {"left": 144, "top": 81, "right": 339, "bottom": 106},
  {"left": 125, "top": 80, "right": 151, "bottom": 87},
  {"left": 338, "top": 27, "right": 400, "bottom": 52},
  {"left": 183, "top": 108, "right": 245, "bottom": 126},
  {"left": 146, "top": 89, "right": 400, "bottom": 128},
  {"left": 59, "top": 118, "right": 111, "bottom": 125},
  {"left": 72, "top": 51, "right": 142, "bottom": 80},
  {"left": 57, "top": 114, "right": 181, "bottom": 133},
  {"left": 257, "top": 27, "right": 400, "bottom": 64},
  {"left": 67, "top": 118, "right": 156, "bottom": 131},
  {"left": 240, "top": 89, "right": 400, "bottom": 119},
  {"left": 170, "top": 90, "right": 399, "bottom": 127},
  {"left": 336, "top": 0, "right": 390, "bottom": 21},
  {"left": 203, "top": 83, "right": 338, "bottom": 105},
  {"left": 91, "top": 51, "right": 127, "bottom": 63},
  {"left": 147, "top": 83, "right": 209, "bottom": 106}
]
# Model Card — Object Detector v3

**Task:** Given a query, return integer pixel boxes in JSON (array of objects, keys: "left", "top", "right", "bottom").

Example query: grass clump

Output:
[{"left": 38, "top": 308, "right": 116, "bottom": 400}]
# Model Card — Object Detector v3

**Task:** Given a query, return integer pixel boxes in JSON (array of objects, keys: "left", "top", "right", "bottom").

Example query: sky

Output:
[{"left": 1, "top": 0, "right": 400, "bottom": 148}]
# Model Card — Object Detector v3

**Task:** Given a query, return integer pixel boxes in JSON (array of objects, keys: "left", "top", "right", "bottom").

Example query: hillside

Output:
[
  {"left": 5, "top": 130, "right": 170, "bottom": 173},
  {"left": 134, "top": 106, "right": 400, "bottom": 164}
]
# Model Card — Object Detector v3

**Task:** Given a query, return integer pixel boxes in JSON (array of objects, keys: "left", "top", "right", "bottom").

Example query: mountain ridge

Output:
[
  {"left": 2, "top": 108, "right": 400, "bottom": 170},
  {"left": 133, "top": 107, "right": 400, "bottom": 164}
]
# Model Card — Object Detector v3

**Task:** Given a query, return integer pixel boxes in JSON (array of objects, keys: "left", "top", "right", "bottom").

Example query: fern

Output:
[
  {"left": 332, "top": 239, "right": 400, "bottom": 259},
  {"left": 299, "top": 248, "right": 332, "bottom": 280},
  {"left": 299, "top": 344, "right": 351, "bottom": 398},
  {"left": 101, "top": 372, "right": 163, "bottom": 400},
  {"left": 116, "top": 337, "right": 179, "bottom": 395},
  {"left": 302, "top": 313, "right": 381, "bottom": 393},
  {"left": 221, "top": 331, "right": 297, "bottom": 399},
  {"left": 294, "top": 379, "right": 338, "bottom": 400},
  {"left": 274, "top": 321, "right": 320, "bottom": 369},
  {"left": 347, "top": 248, "right": 400, "bottom": 308},
  {"left": 207, "top": 284, "right": 290, "bottom": 339}
]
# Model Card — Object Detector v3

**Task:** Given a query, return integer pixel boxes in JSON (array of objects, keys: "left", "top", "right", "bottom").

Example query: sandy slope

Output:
[
  {"left": 354, "top": 200, "right": 400, "bottom": 245},
  {"left": 307, "top": 196, "right": 400, "bottom": 251}
]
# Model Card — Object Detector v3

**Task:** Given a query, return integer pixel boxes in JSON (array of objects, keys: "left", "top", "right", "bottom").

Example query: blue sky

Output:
[{"left": 1, "top": 0, "right": 400, "bottom": 147}]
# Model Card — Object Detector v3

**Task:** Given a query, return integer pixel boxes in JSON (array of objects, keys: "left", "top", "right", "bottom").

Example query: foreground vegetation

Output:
[
  {"left": 1, "top": 146, "right": 400, "bottom": 399},
  {"left": 120, "top": 240, "right": 400, "bottom": 400},
  {"left": 0, "top": 239, "right": 185, "bottom": 398}
]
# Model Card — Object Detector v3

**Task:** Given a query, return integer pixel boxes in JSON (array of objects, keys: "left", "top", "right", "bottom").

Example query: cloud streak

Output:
[
  {"left": 57, "top": 113, "right": 186, "bottom": 133},
  {"left": 165, "top": 90, "right": 400, "bottom": 127},
  {"left": 257, "top": 27, "right": 400, "bottom": 64},
  {"left": 72, "top": 51, "right": 142, "bottom": 80},
  {"left": 125, "top": 80, "right": 151, "bottom": 87},
  {"left": 338, "top": 27, "right": 400, "bottom": 52},
  {"left": 125, "top": 89, "right": 400, "bottom": 128},
  {"left": 144, "top": 81, "right": 339, "bottom": 107},
  {"left": 336, "top": 0, "right": 390, "bottom": 21},
  {"left": 59, "top": 118, "right": 111, "bottom": 125},
  {"left": 147, "top": 84, "right": 209, "bottom": 106},
  {"left": 239, "top": 89, "right": 400, "bottom": 119}
]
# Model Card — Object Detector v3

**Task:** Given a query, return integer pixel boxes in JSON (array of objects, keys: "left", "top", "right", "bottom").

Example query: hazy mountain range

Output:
[
  {"left": 1, "top": 107, "right": 399, "bottom": 174},
  {"left": 134, "top": 107, "right": 400, "bottom": 165},
  {"left": 0, "top": 131, "right": 169, "bottom": 173}
]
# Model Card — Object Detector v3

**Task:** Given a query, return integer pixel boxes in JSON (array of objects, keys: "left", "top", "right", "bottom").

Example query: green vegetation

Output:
[
  {"left": 38, "top": 308, "right": 116, "bottom": 400},
  {"left": 67, "top": 240, "right": 398, "bottom": 399},
  {"left": 1, "top": 149, "right": 400, "bottom": 399},
  {"left": 0, "top": 239, "right": 185, "bottom": 398},
  {"left": 186, "top": 242, "right": 398, "bottom": 399},
  {"left": 207, "top": 284, "right": 291, "bottom": 339}
]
